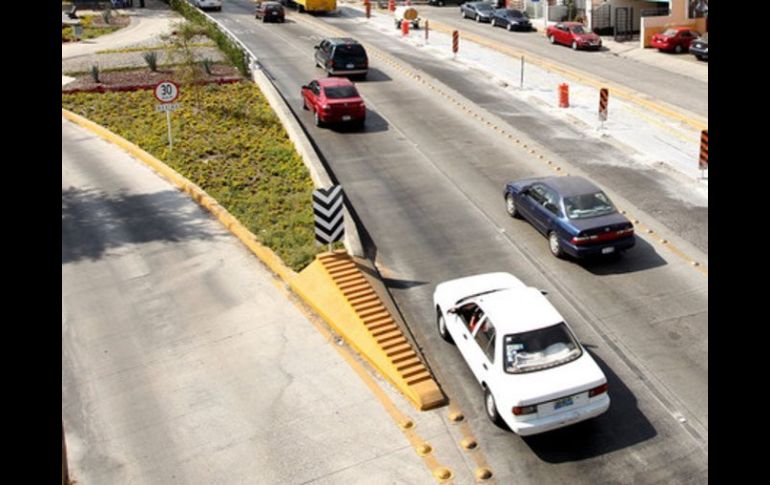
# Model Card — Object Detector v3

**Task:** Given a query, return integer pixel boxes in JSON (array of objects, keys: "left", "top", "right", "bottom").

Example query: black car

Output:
[
  {"left": 503, "top": 176, "right": 635, "bottom": 259},
  {"left": 689, "top": 33, "right": 708, "bottom": 61},
  {"left": 314, "top": 38, "right": 368, "bottom": 79},
  {"left": 255, "top": 1, "right": 285, "bottom": 22},
  {"left": 428, "top": 0, "right": 460, "bottom": 5},
  {"left": 490, "top": 8, "right": 532, "bottom": 31},
  {"left": 460, "top": 1, "right": 495, "bottom": 23}
]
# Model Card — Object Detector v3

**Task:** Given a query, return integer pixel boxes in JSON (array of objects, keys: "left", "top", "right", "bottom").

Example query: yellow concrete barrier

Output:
[{"left": 291, "top": 251, "right": 446, "bottom": 410}]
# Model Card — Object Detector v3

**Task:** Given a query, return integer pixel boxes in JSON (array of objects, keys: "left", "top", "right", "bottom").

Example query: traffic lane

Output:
[
  {"left": 212, "top": 6, "right": 707, "bottom": 481},
  {"left": 323, "top": 15, "right": 708, "bottom": 256},
  {"left": 61, "top": 120, "right": 438, "bottom": 484},
  {"left": 418, "top": 5, "right": 708, "bottom": 118}
]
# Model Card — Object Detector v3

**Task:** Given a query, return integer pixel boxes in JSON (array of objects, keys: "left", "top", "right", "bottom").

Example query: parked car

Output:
[
  {"left": 650, "top": 26, "right": 699, "bottom": 53},
  {"left": 434, "top": 272, "right": 610, "bottom": 435},
  {"left": 314, "top": 38, "right": 368, "bottom": 79},
  {"left": 490, "top": 8, "right": 532, "bottom": 31},
  {"left": 689, "top": 32, "right": 708, "bottom": 61},
  {"left": 255, "top": 1, "right": 285, "bottom": 22},
  {"left": 460, "top": 1, "right": 495, "bottom": 23},
  {"left": 428, "top": 0, "right": 458, "bottom": 5},
  {"left": 546, "top": 22, "right": 601, "bottom": 50},
  {"left": 195, "top": 0, "right": 222, "bottom": 11},
  {"left": 301, "top": 77, "right": 366, "bottom": 128},
  {"left": 503, "top": 176, "right": 635, "bottom": 259}
]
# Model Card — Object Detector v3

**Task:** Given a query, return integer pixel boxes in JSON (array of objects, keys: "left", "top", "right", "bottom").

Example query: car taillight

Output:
[
  {"left": 589, "top": 383, "right": 608, "bottom": 397},
  {"left": 571, "top": 234, "right": 596, "bottom": 245},
  {"left": 327, "top": 59, "right": 333, "bottom": 67},
  {"left": 512, "top": 405, "right": 537, "bottom": 416},
  {"left": 616, "top": 227, "right": 634, "bottom": 236}
]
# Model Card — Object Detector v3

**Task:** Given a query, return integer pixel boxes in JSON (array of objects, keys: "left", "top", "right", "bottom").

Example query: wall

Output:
[{"left": 641, "top": 0, "right": 707, "bottom": 46}]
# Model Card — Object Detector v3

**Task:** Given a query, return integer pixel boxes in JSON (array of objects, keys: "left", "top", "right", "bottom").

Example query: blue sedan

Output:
[
  {"left": 490, "top": 9, "right": 532, "bottom": 31},
  {"left": 503, "top": 176, "right": 635, "bottom": 259}
]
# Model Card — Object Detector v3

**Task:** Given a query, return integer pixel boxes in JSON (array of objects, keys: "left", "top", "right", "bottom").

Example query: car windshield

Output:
[
  {"left": 504, "top": 323, "right": 582, "bottom": 374},
  {"left": 662, "top": 29, "right": 679, "bottom": 36},
  {"left": 563, "top": 191, "right": 616, "bottom": 219},
  {"left": 570, "top": 25, "right": 586, "bottom": 34},
  {"left": 506, "top": 10, "right": 524, "bottom": 18},
  {"left": 324, "top": 86, "right": 359, "bottom": 99},
  {"left": 476, "top": 3, "right": 493, "bottom": 11}
]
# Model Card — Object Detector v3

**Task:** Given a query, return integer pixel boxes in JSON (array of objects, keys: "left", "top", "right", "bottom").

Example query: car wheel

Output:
[
  {"left": 461, "top": 9, "right": 465, "bottom": 18},
  {"left": 314, "top": 110, "right": 323, "bottom": 127},
  {"left": 437, "top": 310, "right": 454, "bottom": 344},
  {"left": 548, "top": 231, "right": 564, "bottom": 258},
  {"left": 439, "top": 0, "right": 445, "bottom": 5},
  {"left": 505, "top": 193, "right": 520, "bottom": 218},
  {"left": 549, "top": 34, "right": 555, "bottom": 44},
  {"left": 476, "top": 15, "right": 481, "bottom": 22},
  {"left": 572, "top": 40, "right": 578, "bottom": 50},
  {"left": 674, "top": 44, "right": 683, "bottom": 53},
  {"left": 484, "top": 387, "right": 505, "bottom": 427},
  {"left": 507, "top": 23, "right": 513, "bottom": 31},
  {"left": 302, "top": 99, "right": 308, "bottom": 110}
]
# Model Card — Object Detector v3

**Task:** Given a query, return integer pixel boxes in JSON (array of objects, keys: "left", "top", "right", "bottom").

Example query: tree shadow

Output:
[
  {"left": 62, "top": 186, "right": 223, "bottom": 264},
  {"left": 522, "top": 350, "right": 657, "bottom": 462},
  {"left": 578, "top": 237, "right": 667, "bottom": 275}
]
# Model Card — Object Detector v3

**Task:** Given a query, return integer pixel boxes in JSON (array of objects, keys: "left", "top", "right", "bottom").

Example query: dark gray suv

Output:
[{"left": 314, "top": 38, "right": 368, "bottom": 80}]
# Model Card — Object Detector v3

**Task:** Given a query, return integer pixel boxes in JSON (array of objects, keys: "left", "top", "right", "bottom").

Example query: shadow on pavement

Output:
[
  {"left": 329, "top": 109, "right": 389, "bottom": 134},
  {"left": 579, "top": 237, "right": 667, "bottom": 275},
  {"left": 523, "top": 350, "right": 657, "bottom": 463},
  {"left": 358, "top": 68, "right": 392, "bottom": 83},
  {"left": 62, "top": 187, "right": 222, "bottom": 264}
]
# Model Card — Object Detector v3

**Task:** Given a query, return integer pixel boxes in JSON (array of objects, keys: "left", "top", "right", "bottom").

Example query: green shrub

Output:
[
  {"left": 90, "top": 65, "right": 100, "bottom": 83},
  {"left": 143, "top": 51, "right": 159, "bottom": 71},
  {"left": 201, "top": 57, "right": 214, "bottom": 75}
]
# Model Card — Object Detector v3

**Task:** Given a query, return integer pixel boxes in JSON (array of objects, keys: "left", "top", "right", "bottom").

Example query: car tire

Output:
[
  {"left": 484, "top": 387, "right": 506, "bottom": 427},
  {"left": 572, "top": 40, "right": 578, "bottom": 50},
  {"left": 302, "top": 99, "right": 308, "bottom": 110},
  {"left": 439, "top": 0, "right": 445, "bottom": 5},
  {"left": 314, "top": 110, "right": 323, "bottom": 127},
  {"left": 549, "top": 34, "right": 555, "bottom": 44},
  {"left": 507, "top": 23, "right": 513, "bottom": 32},
  {"left": 505, "top": 193, "right": 520, "bottom": 218},
  {"left": 461, "top": 9, "right": 465, "bottom": 18},
  {"left": 476, "top": 15, "right": 481, "bottom": 22},
  {"left": 675, "top": 44, "right": 683, "bottom": 53},
  {"left": 548, "top": 231, "right": 564, "bottom": 258},
  {"left": 437, "top": 310, "right": 454, "bottom": 344}
]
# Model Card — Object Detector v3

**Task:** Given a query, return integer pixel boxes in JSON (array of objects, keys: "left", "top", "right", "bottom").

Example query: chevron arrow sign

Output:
[{"left": 313, "top": 185, "right": 344, "bottom": 245}]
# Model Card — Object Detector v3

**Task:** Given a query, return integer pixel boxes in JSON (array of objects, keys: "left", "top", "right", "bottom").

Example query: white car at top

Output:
[{"left": 433, "top": 272, "right": 609, "bottom": 436}]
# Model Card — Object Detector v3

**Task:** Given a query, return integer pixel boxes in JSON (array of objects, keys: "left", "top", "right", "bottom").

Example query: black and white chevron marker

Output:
[{"left": 313, "top": 185, "right": 344, "bottom": 246}]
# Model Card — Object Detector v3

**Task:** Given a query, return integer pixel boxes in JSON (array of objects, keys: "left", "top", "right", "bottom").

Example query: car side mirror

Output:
[
  {"left": 540, "top": 289, "right": 548, "bottom": 295},
  {"left": 447, "top": 307, "right": 457, "bottom": 314}
]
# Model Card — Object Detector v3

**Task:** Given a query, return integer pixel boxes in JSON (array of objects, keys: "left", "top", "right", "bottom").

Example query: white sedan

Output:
[
  {"left": 433, "top": 272, "right": 609, "bottom": 436},
  {"left": 195, "top": 0, "right": 223, "bottom": 11}
]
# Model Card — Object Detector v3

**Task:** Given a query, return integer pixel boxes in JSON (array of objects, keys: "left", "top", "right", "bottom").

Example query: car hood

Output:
[
  {"left": 497, "top": 352, "right": 606, "bottom": 406},
  {"left": 434, "top": 272, "right": 525, "bottom": 310},
  {"left": 566, "top": 212, "right": 631, "bottom": 232}
]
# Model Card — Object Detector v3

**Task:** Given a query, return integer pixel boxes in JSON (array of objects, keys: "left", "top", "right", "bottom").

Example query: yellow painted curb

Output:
[
  {"left": 62, "top": 109, "right": 296, "bottom": 283},
  {"left": 290, "top": 250, "right": 446, "bottom": 411}
]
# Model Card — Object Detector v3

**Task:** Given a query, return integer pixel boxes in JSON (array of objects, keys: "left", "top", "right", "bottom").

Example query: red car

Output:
[
  {"left": 301, "top": 77, "right": 366, "bottom": 128},
  {"left": 650, "top": 27, "right": 699, "bottom": 53},
  {"left": 546, "top": 22, "right": 602, "bottom": 50}
]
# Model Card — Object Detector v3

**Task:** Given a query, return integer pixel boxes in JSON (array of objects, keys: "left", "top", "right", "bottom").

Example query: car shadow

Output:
[
  {"left": 522, "top": 350, "right": 657, "bottom": 462},
  {"left": 578, "top": 237, "right": 667, "bottom": 275},
  {"left": 328, "top": 109, "right": 390, "bottom": 134},
  {"left": 357, "top": 68, "right": 392, "bottom": 83}
]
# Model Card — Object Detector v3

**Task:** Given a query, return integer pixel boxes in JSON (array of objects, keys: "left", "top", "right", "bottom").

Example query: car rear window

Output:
[
  {"left": 503, "top": 323, "right": 582, "bottom": 374},
  {"left": 661, "top": 29, "right": 678, "bottom": 36},
  {"left": 265, "top": 5, "right": 281, "bottom": 11},
  {"left": 570, "top": 25, "right": 586, "bottom": 34},
  {"left": 563, "top": 191, "right": 615, "bottom": 219},
  {"left": 324, "top": 86, "right": 359, "bottom": 99},
  {"left": 333, "top": 44, "right": 367, "bottom": 61}
]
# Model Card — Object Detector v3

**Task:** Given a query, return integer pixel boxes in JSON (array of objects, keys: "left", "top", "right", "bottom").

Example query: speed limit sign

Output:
[{"left": 154, "top": 81, "right": 179, "bottom": 103}]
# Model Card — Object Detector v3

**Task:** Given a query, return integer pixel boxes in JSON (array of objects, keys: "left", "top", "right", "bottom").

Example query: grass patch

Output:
[
  {"left": 62, "top": 14, "right": 128, "bottom": 42},
  {"left": 62, "top": 82, "right": 329, "bottom": 271}
]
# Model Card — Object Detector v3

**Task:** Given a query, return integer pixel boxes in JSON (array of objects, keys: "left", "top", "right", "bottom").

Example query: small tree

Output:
[
  {"left": 162, "top": 21, "right": 210, "bottom": 109},
  {"left": 90, "top": 64, "right": 100, "bottom": 83}
]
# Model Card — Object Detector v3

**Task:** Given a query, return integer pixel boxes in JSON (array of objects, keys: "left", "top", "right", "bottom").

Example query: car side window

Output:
[
  {"left": 457, "top": 303, "right": 484, "bottom": 333},
  {"left": 542, "top": 188, "right": 560, "bottom": 215},
  {"left": 529, "top": 184, "right": 547, "bottom": 205},
  {"left": 474, "top": 318, "right": 496, "bottom": 363}
]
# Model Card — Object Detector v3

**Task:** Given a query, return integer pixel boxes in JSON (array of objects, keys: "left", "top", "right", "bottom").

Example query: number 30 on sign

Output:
[{"left": 154, "top": 81, "right": 179, "bottom": 103}]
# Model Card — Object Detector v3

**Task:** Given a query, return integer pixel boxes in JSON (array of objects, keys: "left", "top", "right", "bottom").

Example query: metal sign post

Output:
[
  {"left": 154, "top": 81, "right": 180, "bottom": 153},
  {"left": 520, "top": 55, "right": 524, "bottom": 89}
]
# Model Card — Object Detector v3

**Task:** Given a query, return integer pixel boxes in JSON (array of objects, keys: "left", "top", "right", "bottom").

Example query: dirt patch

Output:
[{"left": 62, "top": 64, "right": 244, "bottom": 92}]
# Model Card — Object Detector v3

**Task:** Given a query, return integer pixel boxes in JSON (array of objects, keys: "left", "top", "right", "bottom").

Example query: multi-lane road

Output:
[{"left": 209, "top": 1, "right": 707, "bottom": 483}]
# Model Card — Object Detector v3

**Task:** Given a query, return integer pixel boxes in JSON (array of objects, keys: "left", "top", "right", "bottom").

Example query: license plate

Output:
[
  {"left": 346, "top": 63, "right": 355, "bottom": 69},
  {"left": 554, "top": 397, "right": 574, "bottom": 410},
  {"left": 342, "top": 115, "right": 352, "bottom": 121},
  {"left": 271, "top": 11, "right": 276, "bottom": 15},
  {"left": 602, "top": 247, "right": 615, "bottom": 254}
]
